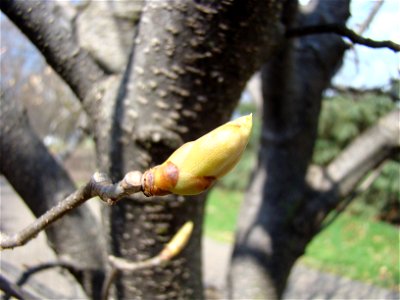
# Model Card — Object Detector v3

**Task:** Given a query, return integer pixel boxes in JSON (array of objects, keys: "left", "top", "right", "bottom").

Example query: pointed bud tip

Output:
[{"left": 230, "top": 113, "right": 253, "bottom": 133}]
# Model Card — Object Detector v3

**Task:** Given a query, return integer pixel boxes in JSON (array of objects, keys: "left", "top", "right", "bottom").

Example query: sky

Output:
[
  {"left": 332, "top": 0, "right": 400, "bottom": 89},
  {"left": 1, "top": 0, "right": 399, "bottom": 90}
]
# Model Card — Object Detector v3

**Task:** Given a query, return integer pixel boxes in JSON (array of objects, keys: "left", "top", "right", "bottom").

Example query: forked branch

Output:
[
  {"left": 0, "top": 171, "right": 143, "bottom": 250},
  {"left": 287, "top": 23, "right": 400, "bottom": 52}
]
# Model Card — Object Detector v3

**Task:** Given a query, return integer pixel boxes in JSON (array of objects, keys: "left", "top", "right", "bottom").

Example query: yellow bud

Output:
[
  {"left": 159, "top": 221, "right": 194, "bottom": 261},
  {"left": 142, "top": 114, "right": 252, "bottom": 196}
]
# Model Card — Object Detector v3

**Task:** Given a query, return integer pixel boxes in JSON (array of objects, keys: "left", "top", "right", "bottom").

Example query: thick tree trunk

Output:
[
  {"left": 228, "top": 1, "right": 351, "bottom": 298},
  {"left": 95, "top": 1, "right": 285, "bottom": 298}
]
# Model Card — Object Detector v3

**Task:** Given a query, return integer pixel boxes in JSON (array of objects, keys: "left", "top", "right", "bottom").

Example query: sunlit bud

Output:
[
  {"left": 142, "top": 114, "right": 252, "bottom": 196},
  {"left": 159, "top": 221, "right": 194, "bottom": 261}
]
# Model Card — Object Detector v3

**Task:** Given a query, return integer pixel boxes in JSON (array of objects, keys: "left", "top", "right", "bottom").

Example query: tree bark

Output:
[
  {"left": 229, "top": 0, "right": 351, "bottom": 298},
  {"left": 96, "top": 1, "right": 285, "bottom": 299}
]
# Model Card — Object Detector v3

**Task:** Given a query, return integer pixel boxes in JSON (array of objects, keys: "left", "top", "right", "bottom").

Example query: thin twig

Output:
[
  {"left": 286, "top": 24, "right": 400, "bottom": 52},
  {"left": 2, "top": 261, "right": 78, "bottom": 300},
  {"left": 101, "top": 267, "right": 118, "bottom": 300},
  {"left": 16, "top": 261, "right": 78, "bottom": 288},
  {"left": 0, "top": 171, "right": 143, "bottom": 250},
  {"left": 357, "top": 0, "right": 384, "bottom": 35},
  {"left": 330, "top": 84, "right": 399, "bottom": 102},
  {"left": 0, "top": 274, "right": 39, "bottom": 300},
  {"left": 319, "top": 160, "right": 387, "bottom": 232}
]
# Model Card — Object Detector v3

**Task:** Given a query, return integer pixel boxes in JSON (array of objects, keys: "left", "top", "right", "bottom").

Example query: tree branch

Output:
[
  {"left": 330, "top": 84, "right": 399, "bottom": 101},
  {"left": 0, "top": 0, "right": 106, "bottom": 101},
  {"left": 0, "top": 274, "right": 39, "bottom": 300},
  {"left": 0, "top": 171, "right": 143, "bottom": 250},
  {"left": 356, "top": 0, "right": 383, "bottom": 35},
  {"left": 301, "top": 109, "right": 400, "bottom": 232},
  {"left": 0, "top": 89, "right": 106, "bottom": 298},
  {"left": 286, "top": 24, "right": 400, "bottom": 52},
  {"left": 325, "top": 109, "right": 399, "bottom": 198},
  {"left": 15, "top": 261, "right": 78, "bottom": 289},
  {"left": 319, "top": 160, "right": 387, "bottom": 231}
]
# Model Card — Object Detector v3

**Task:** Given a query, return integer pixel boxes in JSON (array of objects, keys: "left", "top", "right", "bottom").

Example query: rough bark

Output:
[
  {"left": 96, "top": 1, "right": 285, "bottom": 299},
  {"left": 0, "top": 91, "right": 105, "bottom": 298},
  {"left": 229, "top": 0, "right": 351, "bottom": 298}
]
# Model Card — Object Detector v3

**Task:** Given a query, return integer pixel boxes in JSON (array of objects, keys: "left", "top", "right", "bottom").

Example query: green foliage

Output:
[
  {"left": 314, "top": 94, "right": 398, "bottom": 223},
  {"left": 348, "top": 160, "right": 400, "bottom": 223},
  {"left": 314, "top": 94, "right": 395, "bottom": 165},
  {"left": 204, "top": 188, "right": 242, "bottom": 242}
]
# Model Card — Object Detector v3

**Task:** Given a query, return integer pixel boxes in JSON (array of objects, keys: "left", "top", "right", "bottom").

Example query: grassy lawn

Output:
[{"left": 204, "top": 187, "right": 400, "bottom": 290}]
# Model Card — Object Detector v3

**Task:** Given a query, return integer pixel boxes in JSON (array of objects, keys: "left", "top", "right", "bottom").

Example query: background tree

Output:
[{"left": 1, "top": 0, "right": 398, "bottom": 299}]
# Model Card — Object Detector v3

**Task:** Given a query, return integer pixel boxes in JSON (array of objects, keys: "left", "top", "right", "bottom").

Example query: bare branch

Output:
[
  {"left": 0, "top": 171, "right": 143, "bottom": 250},
  {"left": 330, "top": 83, "right": 399, "bottom": 101},
  {"left": 0, "top": 0, "right": 106, "bottom": 101},
  {"left": 15, "top": 261, "right": 78, "bottom": 288},
  {"left": 286, "top": 24, "right": 400, "bottom": 52},
  {"left": 357, "top": 0, "right": 384, "bottom": 35},
  {"left": 300, "top": 109, "right": 400, "bottom": 233},
  {"left": 319, "top": 160, "right": 387, "bottom": 231},
  {"left": 0, "top": 274, "right": 39, "bottom": 300},
  {"left": 326, "top": 109, "right": 399, "bottom": 197}
]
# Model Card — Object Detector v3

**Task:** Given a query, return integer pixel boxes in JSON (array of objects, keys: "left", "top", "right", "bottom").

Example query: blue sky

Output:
[{"left": 333, "top": 0, "right": 400, "bottom": 88}]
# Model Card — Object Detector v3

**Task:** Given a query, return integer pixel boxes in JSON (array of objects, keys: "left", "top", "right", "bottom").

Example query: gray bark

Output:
[
  {"left": 98, "top": 1, "right": 285, "bottom": 298},
  {"left": 229, "top": 0, "right": 351, "bottom": 298}
]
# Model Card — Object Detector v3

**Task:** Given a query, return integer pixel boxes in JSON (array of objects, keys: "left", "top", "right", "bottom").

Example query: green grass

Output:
[
  {"left": 204, "top": 188, "right": 242, "bottom": 243},
  {"left": 204, "top": 187, "right": 400, "bottom": 290},
  {"left": 302, "top": 213, "right": 400, "bottom": 290}
]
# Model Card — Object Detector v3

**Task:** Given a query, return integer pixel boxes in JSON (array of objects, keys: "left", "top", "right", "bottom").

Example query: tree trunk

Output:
[
  {"left": 228, "top": 0, "right": 351, "bottom": 298},
  {"left": 93, "top": 1, "right": 285, "bottom": 298}
]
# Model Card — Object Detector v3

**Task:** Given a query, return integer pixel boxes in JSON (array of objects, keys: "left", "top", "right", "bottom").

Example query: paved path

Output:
[
  {"left": 203, "top": 238, "right": 399, "bottom": 299},
  {"left": 1, "top": 177, "right": 399, "bottom": 299}
]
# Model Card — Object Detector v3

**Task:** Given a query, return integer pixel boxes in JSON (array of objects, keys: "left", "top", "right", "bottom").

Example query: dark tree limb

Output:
[
  {"left": 0, "top": 0, "right": 106, "bottom": 101},
  {"left": 15, "top": 261, "right": 78, "bottom": 288},
  {"left": 0, "top": 91, "right": 105, "bottom": 298},
  {"left": 98, "top": 1, "right": 285, "bottom": 299},
  {"left": 0, "top": 274, "right": 39, "bottom": 300},
  {"left": 286, "top": 23, "right": 400, "bottom": 52},
  {"left": 318, "top": 159, "right": 387, "bottom": 232},
  {"left": 229, "top": 1, "right": 351, "bottom": 298},
  {"left": 0, "top": 171, "right": 143, "bottom": 250}
]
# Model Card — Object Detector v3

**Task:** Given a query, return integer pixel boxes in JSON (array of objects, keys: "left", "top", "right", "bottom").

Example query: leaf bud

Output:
[{"left": 142, "top": 114, "right": 252, "bottom": 196}]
